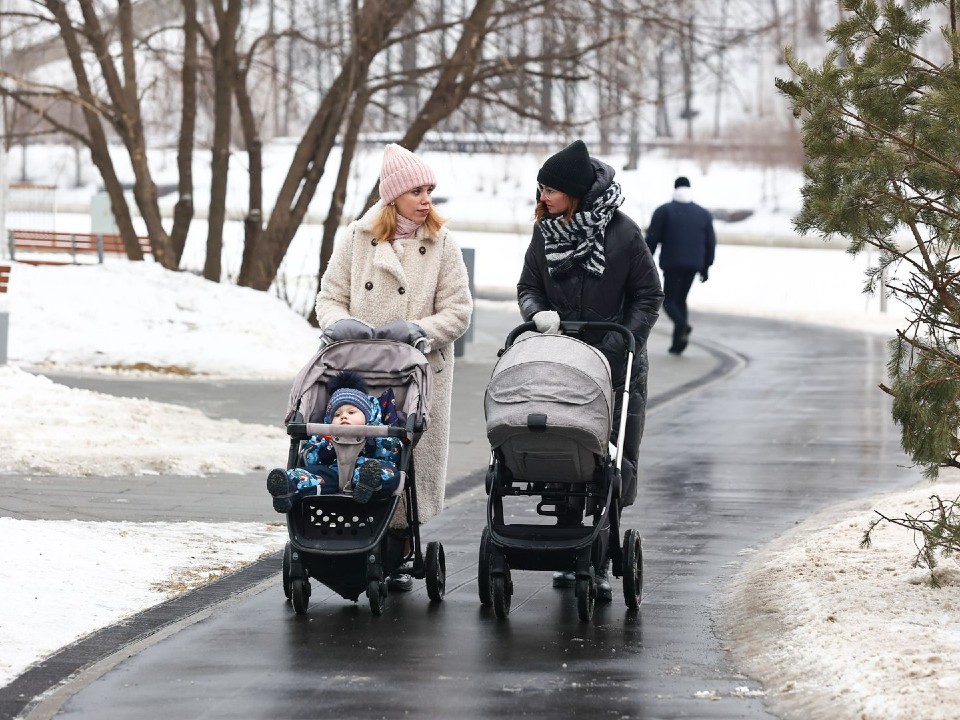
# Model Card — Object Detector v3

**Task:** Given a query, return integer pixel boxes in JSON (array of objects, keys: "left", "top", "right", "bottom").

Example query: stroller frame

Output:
[
  {"left": 279, "top": 338, "right": 445, "bottom": 616},
  {"left": 480, "top": 321, "right": 643, "bottom": 621}
]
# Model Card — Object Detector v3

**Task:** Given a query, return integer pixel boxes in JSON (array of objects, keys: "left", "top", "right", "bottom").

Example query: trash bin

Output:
[
  {"left": 0, "top": 264, "right": 10, "bottom": 365},
  {"left": 454, "top": 248, "right": 475, "bottom": 358}
]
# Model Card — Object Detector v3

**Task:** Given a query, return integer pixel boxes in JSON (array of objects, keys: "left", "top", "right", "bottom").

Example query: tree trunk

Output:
[
  {"left": 655, "top": 48, "right": 671, "bottom": 137},
  {"left": 76, "top": 0, "right": 176, "bottom": 266},
  {"left": 171, "top": 0, "right": 199, "bottom": 267},
  {"left": 625, "top": 105, "right": 641, "bottom": 170},
  {"left": 679, "top": 17, "right": 696, "bottom": 140},
  {"left": 238, "top": 0, "right": 416, "bottom": 291},
  {"left": 45, "top": 0, "right": 149, "bottom": 263},
  {"left": 308, "top": 88, "right": 371, "bottom": 327},
  {"left": 204, "top": 0, "right": 243, "bottom": 282},
  {"left": 540, "top": 15, "right": 555, "bottom": 128},
  {"left": 713, "top": 0, "right": 729, "bottom": 139},
  {"left": 235, "top": 50, "right": 265, "bottom": 287},
  {"left": 951, "top": 0, "right": 958, "bottom": 66}
]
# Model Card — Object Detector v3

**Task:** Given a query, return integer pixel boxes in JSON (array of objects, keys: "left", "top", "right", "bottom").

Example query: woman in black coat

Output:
[{"left": 517, "top": 140, "right": 664, "bottom": 598}]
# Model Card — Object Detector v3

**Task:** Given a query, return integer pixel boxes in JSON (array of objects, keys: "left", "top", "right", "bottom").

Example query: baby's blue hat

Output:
[
  {"left": 328, "top": 388, "right": 371, "bottom": 422},
  {"left": 325, "top": 370, "right": 372, "bottom": 422}
]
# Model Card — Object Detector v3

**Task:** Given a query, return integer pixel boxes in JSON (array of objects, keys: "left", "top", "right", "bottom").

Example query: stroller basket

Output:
[{"left": 290, "top": 493, "right": 401, "bottom": 554}]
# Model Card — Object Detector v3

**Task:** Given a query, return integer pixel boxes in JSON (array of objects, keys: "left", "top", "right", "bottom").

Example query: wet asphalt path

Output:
[{"left": 9, "top": 312, "right": 924, "bottom": 720}]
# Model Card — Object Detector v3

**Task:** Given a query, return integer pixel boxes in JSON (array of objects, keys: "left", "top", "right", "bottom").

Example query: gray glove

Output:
[
  {"left": 374, "top": 319, "right": 431, "bottom": 352},
  {"left": 533, "top": 310, "right": 561, "bottom": 334},
  {"left": 320, "top": 318, "right": 374, "bottom": 348}
]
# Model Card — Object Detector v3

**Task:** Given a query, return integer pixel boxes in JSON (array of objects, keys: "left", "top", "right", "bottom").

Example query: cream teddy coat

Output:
[{"left": 315, "top": 202, "right": 473, "bottom": 527}]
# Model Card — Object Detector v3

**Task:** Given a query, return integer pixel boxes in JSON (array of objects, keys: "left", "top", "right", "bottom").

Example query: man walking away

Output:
[{"left": 645, "top": 176, "right": 716, "bottom": 355}]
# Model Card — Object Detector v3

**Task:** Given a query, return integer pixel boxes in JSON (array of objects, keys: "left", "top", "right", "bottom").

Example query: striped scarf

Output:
[{"left": 540, "top": 182, "right": 624, "bottom": 279}]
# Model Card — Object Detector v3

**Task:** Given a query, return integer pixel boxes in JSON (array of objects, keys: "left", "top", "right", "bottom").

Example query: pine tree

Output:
[
  {"left": 778, "top": 0, "right": 960, "bottom": 475},
  {"left": 777, "top": 0, "right": 960, "bottom": 573}
]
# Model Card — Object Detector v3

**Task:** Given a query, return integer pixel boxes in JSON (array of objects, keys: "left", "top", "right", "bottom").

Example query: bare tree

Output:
[
  {"left": 237, "top": 0, "right": 416, "bottom": 290},
  {"left": 197, "top": 0, "right": 242, "bottom": 282},
  {"left": 0, "top": 0, "right": 199, "bottom": 268}
]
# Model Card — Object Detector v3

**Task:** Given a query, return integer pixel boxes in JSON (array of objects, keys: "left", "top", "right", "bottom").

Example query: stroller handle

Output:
[
  {"left": 504, "top": 320, "right": 636, "bottom": 355},
  {"left": 286, "top": 422, "right": 408, "bottom": 440}
]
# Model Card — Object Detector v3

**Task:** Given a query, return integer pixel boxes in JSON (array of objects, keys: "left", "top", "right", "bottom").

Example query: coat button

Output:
[
  {"left": 365, "top": 281, "right": 373, "bottom": 290},
  {"left": 419, "top": 246, "right": 426, "bottom": 255},
  {"left": 398, "top": 287, "right": 406, "bottom": 295}
]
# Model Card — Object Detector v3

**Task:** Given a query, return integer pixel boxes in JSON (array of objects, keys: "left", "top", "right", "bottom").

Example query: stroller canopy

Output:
[
  {"left": 485, "top": 332, "right": 613, "bottom": 459},
  {"left": 285, "top": 339, "right": 433, "bottom": 428}
]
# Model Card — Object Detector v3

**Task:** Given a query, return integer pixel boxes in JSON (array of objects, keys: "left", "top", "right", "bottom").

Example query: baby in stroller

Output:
[
  {"left": 275, "top": 335, "right": 444, "bottom": 616},
  {"left": 266, "top": 370, "right": 402, "bottom": 511}
]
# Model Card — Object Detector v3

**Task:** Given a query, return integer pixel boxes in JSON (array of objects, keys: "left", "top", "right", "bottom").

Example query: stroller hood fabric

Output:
[
  {"left": 285, "top": 339, "right": 433, "bottom": 429},
  {"left": 485, "top": 333, "right": 613, "bottom": 481}
]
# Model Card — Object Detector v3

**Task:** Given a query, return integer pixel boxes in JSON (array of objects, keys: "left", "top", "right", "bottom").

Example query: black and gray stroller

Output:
[
  {"left": 478, "top": 321, "right": 642, "bottom": 621},
  {"left": 280, "top": 337, "right": 445, "bottom": 615}
]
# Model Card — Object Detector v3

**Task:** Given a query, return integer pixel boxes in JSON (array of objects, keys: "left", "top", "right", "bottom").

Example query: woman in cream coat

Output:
[{"left": 315, "top": 145, "right": 473, "bottom": 584}]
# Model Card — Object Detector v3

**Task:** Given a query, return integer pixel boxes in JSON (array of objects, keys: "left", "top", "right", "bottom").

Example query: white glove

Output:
[{"left": 533, "top": 310, "right": 561, "bottom": 334}]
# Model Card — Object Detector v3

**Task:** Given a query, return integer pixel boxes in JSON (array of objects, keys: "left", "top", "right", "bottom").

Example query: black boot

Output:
[
  {"left": 266, "top": 468, "right": 297, "bottom": 513},
  {"left": 387, "top": 573, "right": 413, "bottom": 592},
  {"left": 353, "top": 459, "right": 383, "bottom": 504},
  {"left": 596, "top": 559, "right": 612, "bottom": 603}
]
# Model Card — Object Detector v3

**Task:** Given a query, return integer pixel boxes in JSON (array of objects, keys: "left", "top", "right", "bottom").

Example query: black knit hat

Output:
[
  {"left": 537, "top": 140, "right": 595, "bottom": 198},
  {"left": 674, "top": 176, "right": 691, "bottom": 188}
]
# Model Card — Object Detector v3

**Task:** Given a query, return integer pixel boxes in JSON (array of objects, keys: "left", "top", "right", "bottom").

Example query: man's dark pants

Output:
[{"left": 663, "top": 269, "right": 698, "bottom": 349}]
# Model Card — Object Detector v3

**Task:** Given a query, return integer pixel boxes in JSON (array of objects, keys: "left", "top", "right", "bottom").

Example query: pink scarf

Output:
[{"left": 393, "top": 213, "right": 423, "bottom": 240}]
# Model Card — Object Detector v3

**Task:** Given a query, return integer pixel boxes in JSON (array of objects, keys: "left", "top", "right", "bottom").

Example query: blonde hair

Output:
[
  {"left": 371, "top": 203, "right": 445, "bottom": 242},
  {"left": 534, "top": 194, "right": 580, "bottom": 224}
]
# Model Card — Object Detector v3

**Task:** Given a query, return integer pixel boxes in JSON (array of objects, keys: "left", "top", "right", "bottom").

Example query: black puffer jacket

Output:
[{"left": 517, "top": 160, "right": 663, "bottom": 383}]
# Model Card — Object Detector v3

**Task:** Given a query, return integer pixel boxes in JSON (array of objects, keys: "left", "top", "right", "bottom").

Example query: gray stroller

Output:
[
  {"left": 280, "top": 337, "right": 444, "bottom": 615},
  {"left": 479, "top": 321, "right": 643, "bottom": 621}
]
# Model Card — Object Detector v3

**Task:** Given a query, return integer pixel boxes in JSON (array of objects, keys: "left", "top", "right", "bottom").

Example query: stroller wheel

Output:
[
  {"left": 477, "top": 528, "right": 492, "bottom": 606},
  {"left": 291, "top": 578, "right": 310, "bottom": 615},
  {"left": 576, "top": 577, "right": 595, "bottom": 622},
  {"left": 425, "top": 541, "right": 446, "bottom": 602},
  {"left": 281, "top": 542, "right": 292, "bottom": 600},
  {"left": 622, "top": 529, "right": 643, "bottom": 610},
  {"left": 492, "top": 569, "right": 512, "bottom": 619},
  {"left": 367, "top": 578, "right": 387, "bottom": 616}
]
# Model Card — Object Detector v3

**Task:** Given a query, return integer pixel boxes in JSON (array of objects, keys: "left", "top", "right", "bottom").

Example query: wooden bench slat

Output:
[
  {"left": 0, "top": 264, "right": 10, "bottom": 294},
  {"left": 8, "top": 229, "right": 151, "bottom": 263},
  {"left": 14, "top": 240, "right": 102, "bottom": 250},
  {"left": 16, "top": 259, "right": 83, "bottom": 266}
]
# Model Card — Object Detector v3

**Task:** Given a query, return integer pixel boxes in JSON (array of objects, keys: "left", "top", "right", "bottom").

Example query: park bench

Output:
[
  {"left": 7, "top": 229, "right": 151, "bottom": 265},
  {"left": 0, "top": 264, "right": 10, "bottom": 294}
]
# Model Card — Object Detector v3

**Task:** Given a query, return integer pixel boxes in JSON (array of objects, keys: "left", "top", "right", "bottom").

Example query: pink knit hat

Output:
[{"left": 378, "top": 144, "right": 436, "bottom": 204}]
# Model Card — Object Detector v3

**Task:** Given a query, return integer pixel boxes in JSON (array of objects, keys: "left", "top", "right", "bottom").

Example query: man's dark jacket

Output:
[{"left": 645, "top": 198, "right": 716, "bottom": 273}]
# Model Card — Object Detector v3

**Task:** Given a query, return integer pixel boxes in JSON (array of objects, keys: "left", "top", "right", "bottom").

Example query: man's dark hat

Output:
[{"left": 674, "top": 176, "right": 691, "bottom": 188}]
